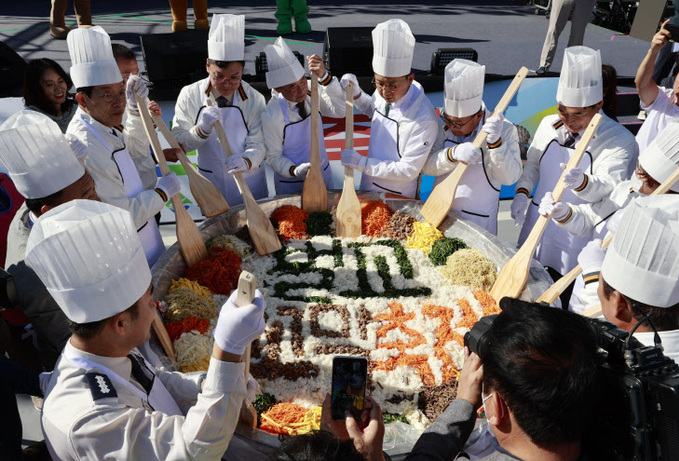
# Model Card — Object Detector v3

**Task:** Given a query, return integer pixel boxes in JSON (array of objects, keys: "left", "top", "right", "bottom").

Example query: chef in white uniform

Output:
[
  {"left": 339, "top": 19, "right": 438, "bottom": 199},
  {"left": 172, "top": 14, "right": 268, "bottom": 206},
  {"left": 422, "top": 59, "right": 522, "bottom": 234},
  {"left": 30, "top": 200, "right": 266, "bottom": 460},
  {"left": 65, "top": 26, "right": 179, "bottom": 268},
  {"left": 634, "top": 20, "right": 679, "bottom": 152},
  {"left": 261, "top": 37, "right": 344, "bottom": 195},
  {"left": 511, "top": 46, "right": 637, "bottom": 283},
  {"left": 596, "top": 195, "right": 679, "bottom": 362}
]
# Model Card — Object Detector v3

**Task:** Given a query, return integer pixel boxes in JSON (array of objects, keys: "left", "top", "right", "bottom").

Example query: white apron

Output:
[
  {"left": 64, "top": 346, "right": 183, "bottom": 416},
  {"left": 433, "top": 138, "right": 500, "bottom": 234},
  {"left": 197, "top": 96, "right": 267, "bottom": 207},
  {"left": 518, "top": 139, "right": 593, "bottom": 275},
  {"left": 360, "top": 105, "right": 418, "bottom": 198},
  {"left": 77, "top": 114, "right": 164, "bottom": 267},
  {"left": 273, "top": 95, "right": 333, "bottom": 195}
]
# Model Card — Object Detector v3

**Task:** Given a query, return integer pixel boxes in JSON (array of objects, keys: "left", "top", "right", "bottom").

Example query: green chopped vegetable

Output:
[
  {"left": 306, "top": 211, "right": 334, "bottom": 236},
  {"left": 383, "top": 413, "right": 409, "bottom": 424},
  {"left": 253, "top": 392, "right": 277, "bottom": 415},
  {"left": 429, "top": 238, "right": 469, "bottom": 266}
]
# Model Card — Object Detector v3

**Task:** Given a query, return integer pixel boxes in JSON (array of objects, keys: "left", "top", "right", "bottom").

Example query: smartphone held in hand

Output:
[{"left": 330, "top": 356, "right": 368, "bottom": 420}]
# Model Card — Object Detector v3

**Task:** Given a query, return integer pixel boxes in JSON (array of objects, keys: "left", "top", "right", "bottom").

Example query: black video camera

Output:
[{"left": 464, "top": 313, "right": 679, "bottom": 460}]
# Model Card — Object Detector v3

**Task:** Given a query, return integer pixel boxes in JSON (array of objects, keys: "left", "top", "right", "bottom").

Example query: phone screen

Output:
[{"left": 331, "top": 356, "right": 368, "bottom": 420}]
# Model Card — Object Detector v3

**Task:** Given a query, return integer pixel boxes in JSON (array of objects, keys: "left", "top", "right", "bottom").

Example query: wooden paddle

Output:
[
  {"left": 206, "top": 99, "right": 282, "bottom": 255},
  {"left": 135, "top": 94, "right": 208, "bottom": 268},
  {"left": 147, "top": 104, "right": 230, "bottom": 218},
  {"left": 153, "top": 312, "right": 175, "bottom": 361},
  {"left": 581, "top": 304, "right": 602, "bottom": 318},
  {"left": 536, "top": 162, "right": 679, "bottom": 305},
  {"left": 302, "top": 73, "right": 328, "bottom": 213},
  {"left": 489, "top": 113, "right": 603, "bottom": 301},
  {"left": 335, "top": 81, "right": 362, "bottom": 238},
  {"left": 235, "top": 270, "right": 258, "bottom": 427},
  {"left": 421, "top": 66, "right": 529, "bottom": 228}
]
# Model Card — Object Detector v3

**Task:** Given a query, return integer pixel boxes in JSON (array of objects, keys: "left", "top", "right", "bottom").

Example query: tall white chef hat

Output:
[
  {"left": 601, "top": 195, "right": 679, "bottom": 308},
  {"left": 0, "top": 111, "right": 85, "bottom": 199},
  {"left": 639, "top": 122, "right": 679, "bottom": 193},
  {"left": 443, "top": 59, "right": 486, "bottom": 118},
  {"left": 67, "top": 26, "right": 123, "bottom": 89},
  {"left": 372, "top": 19, "right": 415, "bottom": 78},
  {"left": 556, "top": 46, "right": 603, "bottom": 108},
  {"left": 207, "top": 14, "right": 245, "bottom": 62},
  {"left": 264, "top": 36, "right": 306, "bottom": 89},
  {"left": 25, "top": 200, "right": 152, "bottom": 324}
]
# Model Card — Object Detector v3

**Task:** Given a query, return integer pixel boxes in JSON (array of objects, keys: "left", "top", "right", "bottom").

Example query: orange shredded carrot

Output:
[
  {"left": 361, "top": 201, "right": 391, "bottom": 237},
  {"left": 421, "top": 303, "right": 463, "bottom": 383},
  {"left": 271, "top": 205, "right": 309, "bottom": 241},
  {"left": 259, "top": 402, "right": 311, "bottom": 435},
  {"left": 165, "top": 316, "right": 211, "bottom": 342},
  {"left": 474, "top": 290, "right": 500, "bottom": 316}
]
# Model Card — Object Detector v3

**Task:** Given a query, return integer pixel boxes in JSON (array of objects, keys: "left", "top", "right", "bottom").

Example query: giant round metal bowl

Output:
[{"left": 151, "top": 191, "right": 554, "bottom": 459}]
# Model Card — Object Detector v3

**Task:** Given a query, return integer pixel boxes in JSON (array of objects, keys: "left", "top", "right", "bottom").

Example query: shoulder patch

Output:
[
  {"left": 85, "top": 372, "right": 118, "bottom": 401},
  {"left": 552, "top": 119, "right": 564, "bottom": 130}
]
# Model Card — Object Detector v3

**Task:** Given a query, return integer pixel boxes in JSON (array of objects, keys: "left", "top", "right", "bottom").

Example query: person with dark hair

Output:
[
  {"left": 22, "top": 58, "right": 77, "bottom": 133},
  {"left": 635, "top": 19, "right": 679, "bottom": 152},
  {"left": 112, "top": 43, "right": 138, "bottom": 87},
  {"left": 596, "top": 195, "right": 679, "bottom": 361},
  {"left": 269, "top": 431, "right": 366, "bottom": 461},
  {"left": 28, "top": 200, "right": 266, "bottom": 460},
  {"left": 406, "top": 298, "right": 600, "bottom": 461},
  {"left": 0, "top": 111, "right": 99, "bottom": 370},
  {"left": 173, "top": 14, "right": 268, "bottom": 207},
  {"left": 601, "top": 64, "right": 619, "bottom": 121}
]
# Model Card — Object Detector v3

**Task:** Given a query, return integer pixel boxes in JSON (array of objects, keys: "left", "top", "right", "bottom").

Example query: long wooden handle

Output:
[
  {"left": 135, "top": 94, "right": 171, "bottom": 177},
  {"left": 310, "top": 73, "right": 320, "bottom": 170},
  {"left": 537, "top": 157, "right": 679, "bottom": 305},
  {"left": 302, "top": 73, "right": 328, "bottom": 213},
  {"left": 421, "top": 67, "right": 529, "bottom": 228},
  {"left": 490, "top": 113, "right": 603, "bottom": 301}
]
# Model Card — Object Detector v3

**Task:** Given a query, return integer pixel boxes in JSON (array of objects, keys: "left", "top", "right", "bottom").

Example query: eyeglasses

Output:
[
  {"left": 89, "top": 86, "right": 126, "bottom": 104},
  {"left": 212, "top": 72, "right": 242, "bottom": 85},
  {"left": 441, "top": 112, "right": 478, "bottom": 129},
  {"left": 371, "top": 77, "right": 407, "bottom": 91}
]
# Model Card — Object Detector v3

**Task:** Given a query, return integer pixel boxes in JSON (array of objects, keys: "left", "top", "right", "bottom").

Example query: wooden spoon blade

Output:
[{"left": 302, "top": 72, "right": 328, "bottom": 213}]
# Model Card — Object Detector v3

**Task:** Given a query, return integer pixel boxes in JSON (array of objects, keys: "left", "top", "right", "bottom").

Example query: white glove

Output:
[
  {"left": 125, "top": 75, "right": 148, "bottom": 108},
  {"left": 341, "top": 149, "right": 367, "bottom": 172},
  {"left": 577, "top": 239, "right": 605, "bottom": 274},
  {"left": 482, "top": 113, "right": 504, "bottom": 145},
  {"left": 340, "top": 73, "right": 362, "bottom": 98},
  {"left": 452, "top": 143, "right": 482, "bottom": 165},
  {"left": 156, "top": 172, "right": 181, "bottom": 199},
  {"left": 225, "top": 155, "right": 249, "bottom": 173},
  {"left": 213, "top": 289, "right": 266, "bottom": 355},
  {"left": 293, "top": 162, "right": 311, "bottom": 178},
  {"left": 196, "top": 106, "right": 221, "bottom": 136},
  {"left": 538, "top": 192, "right": 570, "bottom": 221},
  {"left": 245, "top": 374, "right": 261, "bottom": 405},
  {"left": 606, "top": 209, "right": 624, "bottom": 234},
  {"left": 560, "top": 163, "right": 586, "bottom": 191},
  {"left": 64, "top": 133, "right": 87, "bottom": 163},
  {"left": 511, "top": 193, "right": 528, "bottom": 227}
]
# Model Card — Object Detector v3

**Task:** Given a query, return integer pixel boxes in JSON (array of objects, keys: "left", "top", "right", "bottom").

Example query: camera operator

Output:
[
  {"left": 596, "top": 195, "right": 679, "bottom": 362},
  {"left": 405, "top": 298, "right": 600, "bottom": 461}
]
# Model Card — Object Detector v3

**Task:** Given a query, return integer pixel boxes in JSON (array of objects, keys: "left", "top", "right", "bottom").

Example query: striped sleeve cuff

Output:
[
  {"left": 583, "top": 271, "right": 600, "bottom": 286},
  {"left": 289, "top": 165, "right": 297, "bottom": 177},
  {"left": 195, "top": 126, "right": 210, "bottom": 139},
  {"left": 554, "top": 207, "right": 573, "bottom": 223},
  {"left": 487, "top": 138, "right": 502, "bottom": 149},
  {"left": 155, "top": 188, "right": 168, "bottom": 202},
  {"left": 243, "top": 157, "right": 252, "bottom": 170},
  {"left": 446, "top": 147, "right": 457, "bottom": 163},
  {"left": 573, "top": 174, "right": 589, "bottom": 192},
  {"left": 319, "top": 72, "right": 332, "bottom": 86},
  {"left": 516, "top": 187, "right": 530, "bottom": 197}
]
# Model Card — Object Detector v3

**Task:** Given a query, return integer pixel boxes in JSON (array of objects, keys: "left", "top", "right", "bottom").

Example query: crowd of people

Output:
[{"left": 0, "top": 9, "right": 678, "bottom": 461}]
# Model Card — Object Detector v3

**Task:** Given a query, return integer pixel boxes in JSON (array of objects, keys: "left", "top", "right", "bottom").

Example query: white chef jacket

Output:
[
  {"left": 263, "top": 72, "right": 345, "bottom": 179},
  {"left": 422, "top": 103, "right": 522, "bottom": 233},
  {"left": 516, "top": 113, "right": 638, "bottom": 206},
  {"left": 353, "top": 81, "right": 438, "bottom": 198},
  {"left": 67, "top": 108, "right": 165, "bottom": 229},
  {"left": 636, "top": 329, "right": 679, "bottom": 364},
  {"left": 171, "top": 77, "right": 267, "bottom": 179},
  {"left": 635, "top": 87, "right": 679, "bottom": 152},
  {"left": 555, "top": 177, "right": 641, "bottom": 239},
  {"left": 43, "top": 340, "right": 246, "bottom": 461}
]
